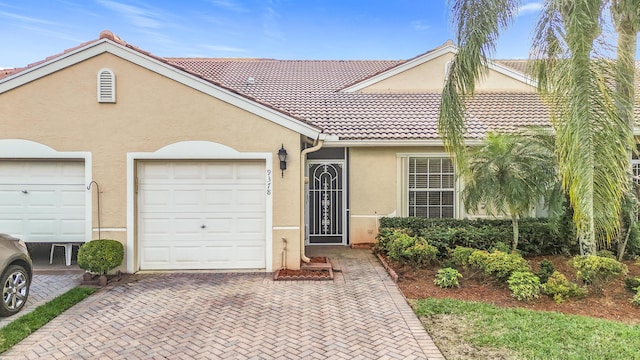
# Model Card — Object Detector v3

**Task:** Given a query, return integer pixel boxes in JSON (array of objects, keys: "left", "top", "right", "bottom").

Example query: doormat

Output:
[{"left": 273, "top": 257, "right": 333, "bottom": 281}]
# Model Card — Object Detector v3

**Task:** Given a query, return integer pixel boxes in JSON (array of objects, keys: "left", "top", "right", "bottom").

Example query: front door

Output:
[{"left": 306, "top": 161, "right": 346, "bottom": 245}]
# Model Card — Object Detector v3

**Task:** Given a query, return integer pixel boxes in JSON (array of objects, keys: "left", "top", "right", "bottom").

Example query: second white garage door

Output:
[{"left": 138, "top": 160, "right": 266, "bottom": 270}]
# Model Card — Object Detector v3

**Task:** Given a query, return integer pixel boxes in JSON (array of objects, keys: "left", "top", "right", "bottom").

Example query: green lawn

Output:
[
  {"left": 413, "top": 298, "right": 640, "bottom": 360},
  {"left": 0, "top": 287, "right": 96, "bottom": 353}
]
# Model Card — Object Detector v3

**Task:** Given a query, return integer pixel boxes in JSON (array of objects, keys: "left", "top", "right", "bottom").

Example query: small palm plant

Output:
[{"left": 463, "top": 132, "right": 559, "bottom": 253}]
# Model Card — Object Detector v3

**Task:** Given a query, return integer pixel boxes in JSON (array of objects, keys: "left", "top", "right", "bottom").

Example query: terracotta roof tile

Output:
[
  {"left": 0, "top": 68, "right": 18, "bottom": 79},
  {"left": 5, "top": 32, "right": 637, "bottom": 142},
  {"left": 495, "top": 60, "right": 530, "bottom": 74},
  {"left": 165, "top": 58, "right": 551, "bottom": 140}
]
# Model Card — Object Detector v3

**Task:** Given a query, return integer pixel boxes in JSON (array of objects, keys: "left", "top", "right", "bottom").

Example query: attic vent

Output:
[{"left": 97, "top": 68, "right": 116, "bottom": 103}]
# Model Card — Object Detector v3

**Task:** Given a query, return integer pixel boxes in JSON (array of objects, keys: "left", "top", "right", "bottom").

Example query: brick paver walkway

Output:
[{"left": 2, "top": 248, "right": 444, "bottom": 359}]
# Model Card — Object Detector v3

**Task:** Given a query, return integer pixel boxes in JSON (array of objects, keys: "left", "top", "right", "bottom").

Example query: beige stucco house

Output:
[{"left": 0, "top": 31, "right": 548, "bottom": 273}]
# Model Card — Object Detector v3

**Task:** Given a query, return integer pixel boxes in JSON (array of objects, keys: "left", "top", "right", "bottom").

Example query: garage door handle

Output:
[
  {"left": 201, "top": 225, "right": 206, "bottom": 229},
  {"left": 21, "top": 190, "right": 28, "bottom": 194}
]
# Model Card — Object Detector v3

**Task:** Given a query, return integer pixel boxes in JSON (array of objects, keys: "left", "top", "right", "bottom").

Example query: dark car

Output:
[{"left": 0, "top": 233, "right": 32, "bottom": 317}]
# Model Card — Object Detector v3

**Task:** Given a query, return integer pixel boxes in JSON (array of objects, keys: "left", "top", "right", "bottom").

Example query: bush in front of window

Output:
[{"left": 378, "top": 217, "right": 576, "bottom": 257}]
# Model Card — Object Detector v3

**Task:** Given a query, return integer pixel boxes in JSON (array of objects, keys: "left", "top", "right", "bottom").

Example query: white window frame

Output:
[
  {"left": 633, "top": 158, "right": 640, "bottom": 184},
  {"left": 396, "top": 153, "right": 460, "bottom": 218}
]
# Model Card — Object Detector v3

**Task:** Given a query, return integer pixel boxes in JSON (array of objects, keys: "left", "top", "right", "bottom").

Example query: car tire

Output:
[{"left": 1, "top": 265, "right": 30, "bottom": 317}]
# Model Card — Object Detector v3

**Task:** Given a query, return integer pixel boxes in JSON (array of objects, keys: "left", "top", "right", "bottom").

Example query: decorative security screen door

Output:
[{"left": 306, "top": 161, "right": 346, "bottom": 245}]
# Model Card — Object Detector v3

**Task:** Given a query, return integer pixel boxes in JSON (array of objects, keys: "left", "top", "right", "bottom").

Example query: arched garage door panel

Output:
[
  {"left": 138, "top": 160, "right": 266, "bottom": 270},
  {"left": 0, "top": 160, "right": 86, "bottom": 242}
]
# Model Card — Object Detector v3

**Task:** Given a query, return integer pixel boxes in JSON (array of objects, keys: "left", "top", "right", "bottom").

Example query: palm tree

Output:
[
  {"left": 439, "top": 0, "right": 640, "bottom": 255},
  {"left": 463, "top": 132, "right": 558, "bottom": 252}
]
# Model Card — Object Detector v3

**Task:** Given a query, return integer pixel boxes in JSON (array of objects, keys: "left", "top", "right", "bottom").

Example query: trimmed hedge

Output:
[
  {"left": 378, "top": 217, "right": 577, "bottom": 257},
  {"left": 77, "top": 239, "right": 124, "bottom": 275}
]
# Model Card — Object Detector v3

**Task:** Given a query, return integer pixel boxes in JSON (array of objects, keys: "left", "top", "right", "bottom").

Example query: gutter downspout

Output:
[{"left": 300, "top": 136, "right": 324, "bottom": 263}]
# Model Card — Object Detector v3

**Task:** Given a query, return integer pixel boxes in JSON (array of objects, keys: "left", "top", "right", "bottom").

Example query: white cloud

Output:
[
  {"left": 262, "top": 4, "right": 283, "bottom": 43},
  {"left": 208, "top": 0, "right": 248, "bottom": 13},
  {"left": 518, "top": 2, "right": 543, "bottom": 16},
  {"left": 96, "top": 0, "right": 163, "bottom": 29},
  {"left": 411, "top": 20, "right": 430, "bottom": 31},
  {"left": 0, "top": 11, "right": 62, "bottom": 26},
  {"left": 20, "top": 24, "right": 86, "bottom": 43}
]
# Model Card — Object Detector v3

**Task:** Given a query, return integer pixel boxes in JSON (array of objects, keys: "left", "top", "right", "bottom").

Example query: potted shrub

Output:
[{"left": 77, "top": 239, "right": 124, "bottom": 286}]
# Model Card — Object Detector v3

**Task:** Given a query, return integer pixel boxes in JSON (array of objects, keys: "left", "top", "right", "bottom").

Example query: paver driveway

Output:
[{"left": 3, "top": 248, "right": 444, "bottom": 359}]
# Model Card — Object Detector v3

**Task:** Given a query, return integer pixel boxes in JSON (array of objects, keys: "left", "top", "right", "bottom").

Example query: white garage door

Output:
[
  {"left": 138, "top": 160, "right": 266, "bottom": 270},
  {"left": 0, "top": 160, "right": 86, "bottom": 242}
]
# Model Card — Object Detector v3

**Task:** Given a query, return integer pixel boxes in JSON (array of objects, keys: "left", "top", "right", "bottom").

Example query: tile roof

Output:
[
  {"left": 165, "top": 58, "right": 551, "bottom": 140},
  {"left": 494, "top": 60, "right": 530, "bottom": 74},
  {"left": 7, "top": 31, "right": 634, "bottom": 142},
  {"left": 0, "top": 68, "right": 16, "bottom": 79}
]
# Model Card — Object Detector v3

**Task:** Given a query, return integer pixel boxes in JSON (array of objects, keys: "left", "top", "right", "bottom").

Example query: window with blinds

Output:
[{"left": 407, "top": 157, "right": 455, "bottom": 218}]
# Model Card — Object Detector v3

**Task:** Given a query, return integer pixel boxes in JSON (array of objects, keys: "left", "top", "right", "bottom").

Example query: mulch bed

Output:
[
  {"left": 384, "top": 254, "right": 640, "bottom": 324},
  {"left": 273, "top": 257, "right": 334, "bottom": 280}
]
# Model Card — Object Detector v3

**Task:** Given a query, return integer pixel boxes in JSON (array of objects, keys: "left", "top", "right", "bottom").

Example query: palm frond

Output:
[{"left": 440, "top": 0, "right": 522, "bottom": 175}]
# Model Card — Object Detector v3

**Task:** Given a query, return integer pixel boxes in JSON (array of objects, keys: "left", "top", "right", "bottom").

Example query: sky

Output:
[{"left": 0, "top": 0, "right": 546, "bottom": 69}]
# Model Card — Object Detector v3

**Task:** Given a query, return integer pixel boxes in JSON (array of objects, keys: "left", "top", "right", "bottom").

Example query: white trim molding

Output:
[
  {"left": 342, "top": 43, "right": 458, "bottom": 92},
  {"left": 126, "top": 140, "right": 273, "bottom": 274},
  {"left": 396, "top": 152, "right": 460, "bottom": 219},
  {"left": 341, "top": 42, "right": 536, "bottom": 93}
]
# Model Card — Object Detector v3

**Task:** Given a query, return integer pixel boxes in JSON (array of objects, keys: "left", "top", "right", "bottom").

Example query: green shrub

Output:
[
  {"left": 450, "top": 227, "right": 502, "bottom": 251},
  {"left": 569, "top": 255, "right": 628, "bottom": 293},
  {"left": 448, "top": 246, "right": 476, "bottom": 268},
  {"left": 373, "top": 227, "right": 395, "bottom": 254},
  {"left": 490, "top": 242, "right": 511, "bottom": 254},
  {"left": 77, "top": 239, "right": 124, "bottom": 275},
  {"left": 624, "top": 277, "right": 640, "bottom": 293},
  {"left": 387, "top": 232, "right": 437, "bottom": 268},
  {"left": 542, "top": 271, "right": 587, "bottom": 303},
  {"left": 468, "top": 250, "right": 490, "bottom": 270},
  {"left": 470, "top": 250, "right": 531, "bottom": 282},
  {"left": 596, "top": 249, "right": 616, "bottom": 259},
  {"left": 625, "top": 223, "right": 640, "bottom": 258},
  {"left": 632, "top": 288, "right": 640, "bottom": 307},
  {"left": 555, "top": 196, "right": 578, "bottom": 255},
  {"left": 418, "top": 227, "right": 456, "bottom": 255},
  {"left": 537, "top": 258, "right": 555, "bottom": 284},
  {"left": 434, "top": 267, "right": 463, "bottom": 288},
  {"left": 378, "top": 217, "right": 569, "bottom": 257},
  {"left": 508, "top": 271, "right": 541, "bottom": 301}
]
